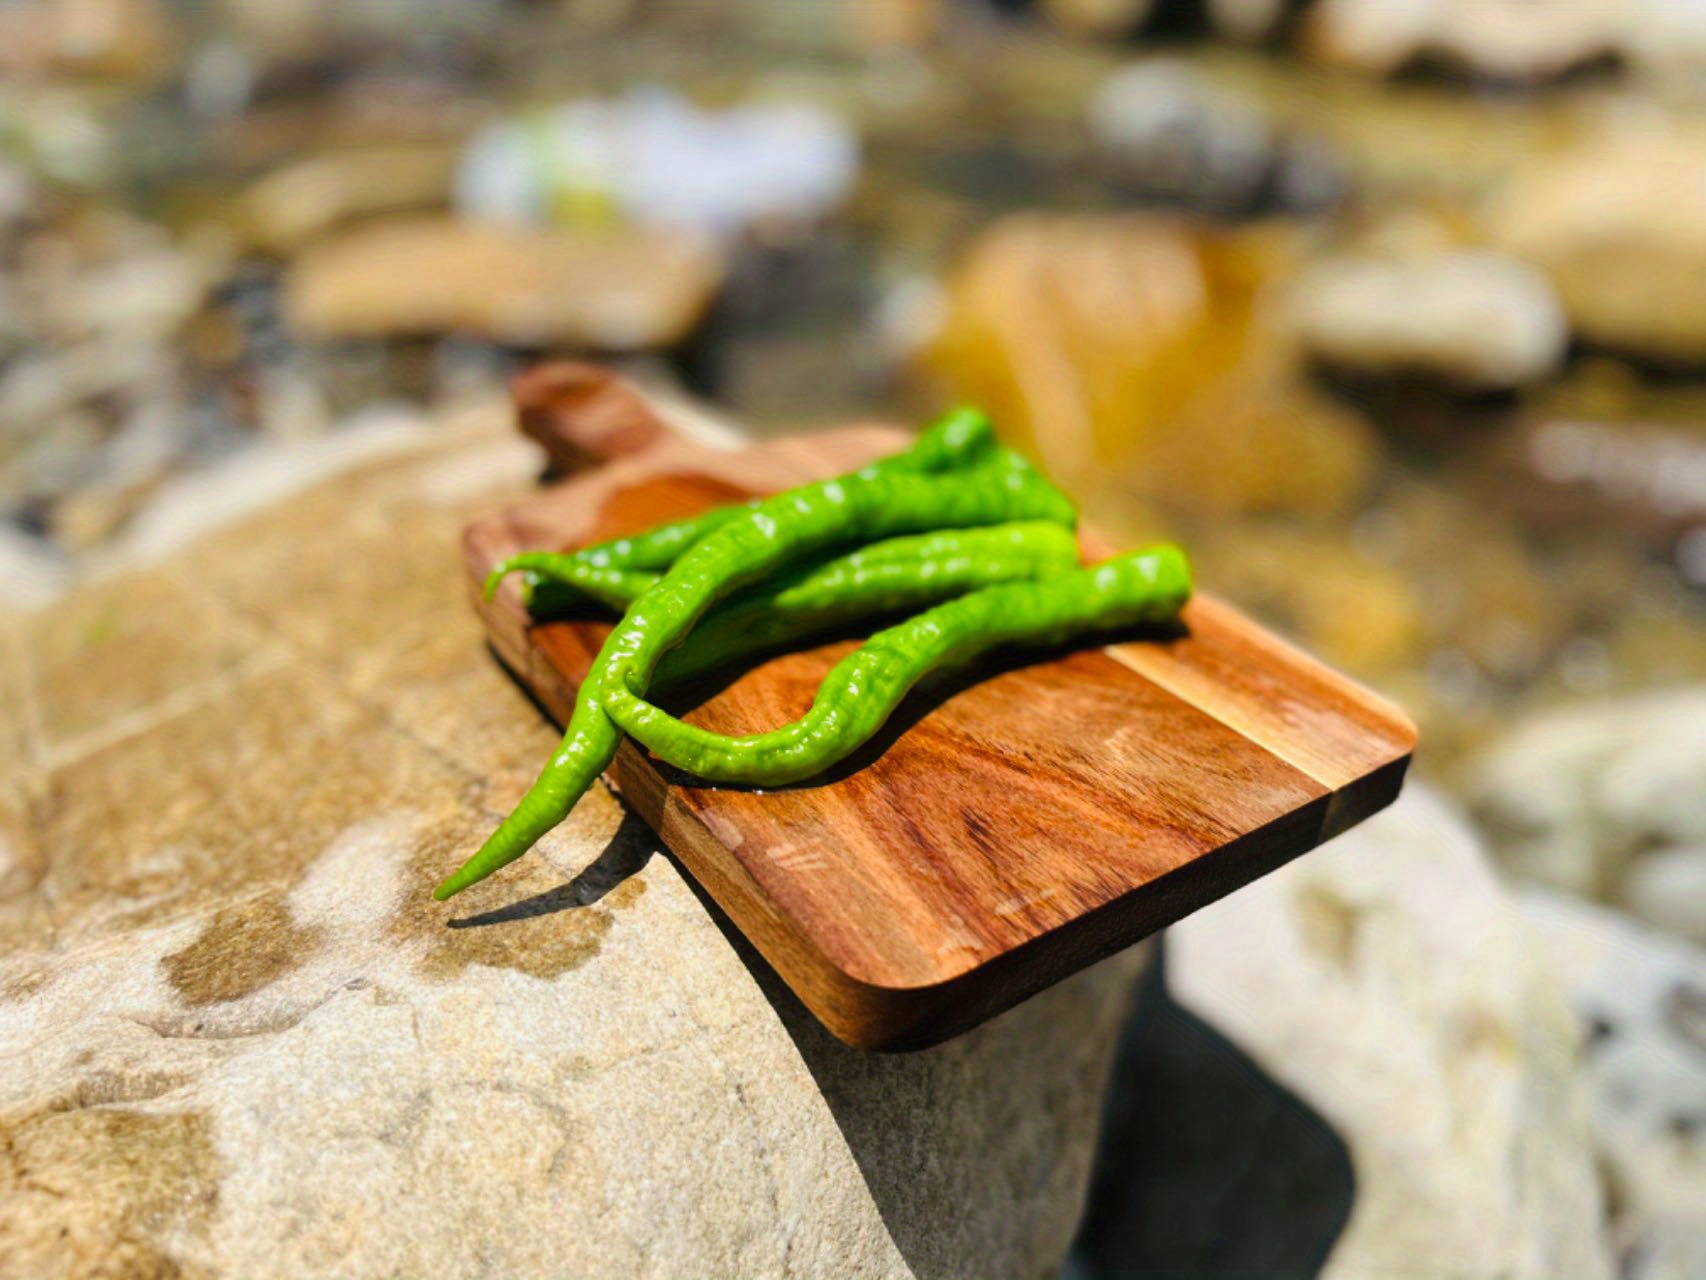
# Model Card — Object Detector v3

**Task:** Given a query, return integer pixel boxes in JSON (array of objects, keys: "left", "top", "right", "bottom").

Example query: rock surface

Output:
[
  {"left": 1490, "top": 124, "right": 1706, "bottom": 365},
  {"left": 1302, "top": 0, "right": 1619, "bottom": 81},
  {"left": 1167, "top": 785, "right": 1614, "bottom": 1280},
  {"left": 283, "top": 216, "right": 725, "bottom": 349},
  {"left": 1301, "top": 0, "right": 1706, "bottom": 83},
  {"left": 1468, "top": 687, "right": 1706, "bottom": 901},
  {"left": 0, "top": 401, "right": 1147, "bottom": 1278},
  {"left": 1290, "top": 250, "right": 1566, "bottom": 389},
  {"left": 1522, "top": 893, "right": 1706, "bottom": 1280},
  {"left": 1620, "top": 846, "right": 1706, "bottom": 950},
  {"left": 241, "top": 145, "right": 457, "bottom": 253}
]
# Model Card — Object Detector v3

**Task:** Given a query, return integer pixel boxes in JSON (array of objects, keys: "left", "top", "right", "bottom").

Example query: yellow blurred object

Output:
[
  {"left": 920, "top": 212, "right": 1376, "bottom": 518},
  {"left": 241, "top": 146, "right": 457, "bottom": 254}
]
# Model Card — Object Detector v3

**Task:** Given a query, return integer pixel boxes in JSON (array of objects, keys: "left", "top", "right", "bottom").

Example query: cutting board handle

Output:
[{"left": 510, "top": 362, "right": 674, "bottom": 476}]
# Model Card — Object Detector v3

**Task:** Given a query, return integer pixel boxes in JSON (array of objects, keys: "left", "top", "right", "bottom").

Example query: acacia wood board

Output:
[{"left": 464, "top": 364, "right": 1418, "bottom": 1051}]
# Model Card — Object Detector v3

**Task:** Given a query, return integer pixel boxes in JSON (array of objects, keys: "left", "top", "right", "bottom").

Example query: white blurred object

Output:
[
  {"left": 1621, "top": 846, "right": 1706, "bottom": 948},
  {"left": 1305, "top": 0, "right": 1706, "bottom": 83},
  {"left": 456, "top": 88, "right": 858, "bottom": 240},
  {"left": 1290, "top": 249, "right": 1566, "bottom": 389},
  {"left": 1622, "top": 0, "right": 1706, "bottom": 82},
  {"left": 1470, "top": 687, "right": 1706, "bottom": 899}
]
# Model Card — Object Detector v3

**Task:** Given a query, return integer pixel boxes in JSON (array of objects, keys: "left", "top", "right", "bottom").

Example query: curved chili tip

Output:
[{"left": 482, "top": 561, "right": 515, "bottom": 602}]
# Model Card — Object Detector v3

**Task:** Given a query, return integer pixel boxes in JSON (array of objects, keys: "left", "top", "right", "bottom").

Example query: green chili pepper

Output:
[
  {"left": 491, "top": 557, "right": 657, "bottom": 613},
  {"left": 508, "top": 406, "right": 997, "bottom": 590},
  {"left": 498, "top": 521, "right": 1081, "bottom": 669},
  {"left": 493, "top": 514, "right": 1071, "bottom": 618},
  {"left": 435, "top": 449, "right": 1076, "bottom": 900},
  {"left": 654, "top": 522, "right": 1081, "bottom": 687},
  {"left": 600, "top": 545, "right": 1191, "bottom": 785}
]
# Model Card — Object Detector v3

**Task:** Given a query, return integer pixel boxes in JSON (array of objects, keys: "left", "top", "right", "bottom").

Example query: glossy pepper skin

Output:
[
  {"left": 494, "top": 406, "right": 998, "bottom": 594},
  {"left": 600, "top": 545, "right": 1192, "bottom": 785},
  {"left": 652, "top": 522, "right": 1081, "bottom": 688},
  {"left": 498, "top": 522, "right": 1083, "bottom": 684},
  {"left": 434, "top": 446, "right": 1077, "bottom": 900}
]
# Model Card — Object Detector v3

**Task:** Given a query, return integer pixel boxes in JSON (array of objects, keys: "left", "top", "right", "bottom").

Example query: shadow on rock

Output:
[{"left": 1068, "top": 943, "right": 1355, "bottom": 1279}]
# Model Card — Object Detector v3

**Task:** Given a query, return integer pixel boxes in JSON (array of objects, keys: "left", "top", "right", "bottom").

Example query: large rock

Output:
[
  {"left": 1489, "top": 123, "right": 1706, "bottom": 365},
  {"left": 1522, "top": 893, "right": 1706, "bottom": 1280},
  {"left": 1289, "top": 249, "right": 1566, "bottom": 390},
  {"left": 283, "top": 216, "right": 725, "bottom": 350},
  {"left": 1467, "top": 687, "right": 1706, "bottom": 902},
  {"left": 919, "top": 214, "right": 1377, "bottom": 520},
  {"left": 0, "top": 400, "right": 1147, "bottom": 1278},
  {"left": 1167, "top": 786, "right": 1614, "bottom": 1280}
]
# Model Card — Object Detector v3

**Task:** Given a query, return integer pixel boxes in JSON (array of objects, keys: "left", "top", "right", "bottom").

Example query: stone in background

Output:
[
  {"left": 1523, "top": 892, "right": 1706, "bottom": 1280},
  {"left": 1469, "top": 686, "right": 1706, "bottom": 915}
]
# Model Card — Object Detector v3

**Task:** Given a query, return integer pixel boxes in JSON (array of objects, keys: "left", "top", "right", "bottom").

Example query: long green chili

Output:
[
  {"left": 513, "top": 406, "right": 997, "bottom": 588},
  {"left": 499, "top": 521, "right": 1082, "bottom": 680},
  {"left": 600, "top": 546, "right": 1192, "bottom": 785},
  {"left": 435, "top": 447, "right": 1076, "bottom": 900}
]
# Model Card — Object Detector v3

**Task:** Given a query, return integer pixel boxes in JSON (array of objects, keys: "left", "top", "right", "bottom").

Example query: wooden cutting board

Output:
[{"left": 465, "top": 364, "right": 1418, "bottom": 1051}]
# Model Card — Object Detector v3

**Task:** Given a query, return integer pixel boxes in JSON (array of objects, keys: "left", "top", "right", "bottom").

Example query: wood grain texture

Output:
[{"left": 464, "top": 365, "right": 1418, "bottom": 1050}]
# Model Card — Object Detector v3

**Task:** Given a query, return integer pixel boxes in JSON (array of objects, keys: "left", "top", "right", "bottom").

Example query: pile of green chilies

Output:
[{"left": 435, "top": 409, "right": 1191, "bottom": 900}]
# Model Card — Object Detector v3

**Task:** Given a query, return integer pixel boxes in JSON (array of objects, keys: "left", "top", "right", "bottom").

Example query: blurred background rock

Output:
[{"left": 4, "top": 0, "right": 1706, "bottom": 1275}]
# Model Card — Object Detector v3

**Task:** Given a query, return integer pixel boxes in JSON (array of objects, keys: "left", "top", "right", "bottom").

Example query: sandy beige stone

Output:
[
  {"left": 283, "top": 217, "right": 725, "bottom": 350},
  {"left": 242, "top": 146, "right": 457, "bottom": 254},
  {"left": 0, "top": 405, "right": 1147, "bottom": 1279},
  {"left": 1490, "top": 123, "right": 1706, "bottom": 364}
]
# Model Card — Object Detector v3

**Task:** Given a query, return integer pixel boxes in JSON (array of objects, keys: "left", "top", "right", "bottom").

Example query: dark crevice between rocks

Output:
[{"left": 1066, "top": 942, "right": 1354, "bottom": 1280}]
